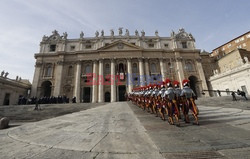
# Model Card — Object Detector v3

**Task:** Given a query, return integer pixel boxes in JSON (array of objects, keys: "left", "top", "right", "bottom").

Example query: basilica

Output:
[{"left": 31, "top": 28, "right": 209, "bottom": 103}]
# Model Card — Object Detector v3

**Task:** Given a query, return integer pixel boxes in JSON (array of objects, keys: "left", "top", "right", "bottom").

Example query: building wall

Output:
[
  {"left": 31, "top": 28, "right": 209, "bottom": 102},
  {"left": 0, "top": 77, "right": 31, "bottom": 106}
]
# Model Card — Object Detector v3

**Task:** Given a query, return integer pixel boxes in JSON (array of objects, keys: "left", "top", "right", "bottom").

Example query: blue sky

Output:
[{"left": 0, "top": 0, "right": 249, "bottom": 81}]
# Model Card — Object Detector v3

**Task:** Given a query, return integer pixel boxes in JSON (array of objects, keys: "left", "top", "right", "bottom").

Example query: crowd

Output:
[
  {"left": 128, "top": 79, "right": 199, "bottom": 126},
  {"left": 18, "top": 96, "right": 74, "bottom": 105}
]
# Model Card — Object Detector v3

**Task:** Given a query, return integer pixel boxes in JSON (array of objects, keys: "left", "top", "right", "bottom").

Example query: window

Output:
[
  {"left": 222, "top": 47, "right": 225, "bottom": 51},
  {"left": 151, "top": 63, "right": 157, "bottom": 73},
  {"left": 132, "top": 63, "right": 138, "bottom": 73},
  {"left": 45, "top": 65, "right": 52, "bottom": 77},
  {"left": 181, "top": 42, "right": 187, "bottom": 48},
  {"left": 235, "top": 39, "right": 239, "bottom": 43},
  {"left": 247, "top": 34, "right": 250, "bottom": 38},
  {"left": 164, "top": 44, "right": 169, "bottom": 48},
  {"left": 105, "top": 64, "right": 110, "bottom": 74},
  {"left": 148, "top": 43, "right": 154, "bottom": 48},
  {"left": 70, "top": 45, "right": 75, "bottom": 51},
  {"left": 131, "top": 42, "right": 136, "bottom": 45},
  {"left": 68, "top": 66, "right": 73, "bottom": 76},
  {"left": 185, "top": 62, "right": 193, "bottom": 71},
  {"left": 85, "top": 44, "right": 92, "bottom": 49},
  {"left": 227, "top": 43, "right": 231, "bottom": 48},
  {"left": 85, "top": 65, "right": 91, "bottom": 74},
  {"left": 49, "top": 45, "right": 56, "bottom": 52},
  {"left": 240, "top": 37, "right": 245, "bottom": 41},
  {"left": 105, "top": 43, "right": 109, "bottom": 46}
]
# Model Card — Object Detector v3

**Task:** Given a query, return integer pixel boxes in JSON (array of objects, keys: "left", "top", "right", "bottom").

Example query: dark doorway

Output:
[
  {"left": 118, "top": 85, "right": 126, "bottom": 101},
  {"left": 83, "top": 87, "right": 91, "bottom": 103},
  {"left": 3, "top": 93, "right": 10, "bottom": 105},
  {"left": 41, "top": 81, "right": 52, "bottom": 97},
  {"left": 105, "top": 92, "right": 111, "bottom": 102},
  {"left": 189, "top": 76, "right": 198, "bottom": 96}
]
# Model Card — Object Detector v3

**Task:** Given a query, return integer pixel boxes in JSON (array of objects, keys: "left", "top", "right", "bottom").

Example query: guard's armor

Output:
[
  {"left": 159, "top": 88, "right": 166, "bottom": 98},
  {"left": 164, "top": 87, "right": 175, "bottom": 100},
  {"left": 151, "top": 88, "right": 159, "bottom": 97},
  {"left": 174, "top": 88, "right": 182, "bottom": 98},
  {"left": 181, "top": 86, "right": 195, "bottom": 99}
]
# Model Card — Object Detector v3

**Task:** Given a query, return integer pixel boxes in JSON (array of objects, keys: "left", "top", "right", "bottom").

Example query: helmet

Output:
[
  {"left": 182, "top": 79, "right": 190, "bottom": 87},
  {"left": 173, "top": 80, "right": 180, "bottom": 88}
]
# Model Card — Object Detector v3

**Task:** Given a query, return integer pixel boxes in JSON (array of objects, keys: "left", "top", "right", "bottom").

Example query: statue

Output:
[
  {"left": 188, "top": 33, "right": 194, "bottom": 39},
  {"left": 1, "top": 71, "right": 4, "bottom": 77},
  {"left": 80, "top": 31, "right": 84, "bottom": 38},
  {"left": 42, "top": 35, "right": 48, "bottom": 41},
  {"left": 155, "top": 30, "right": 159, "bottom": 37},
  {"left": 171, "top": 30, "right": 175, "bottom": 37},
  {"left": 19, "top": 77, "right": 22, "bottom": 81},
  {"left": 244, "top": 56, "right": 249, "bottom": 63},
  {"left": 135, "top": 30, "right": 139, "bottom": 36},
  {"left": 63, "top": 32, "right": 68, "bottom": 39},
  {"left": 110, "top": 29, "right": 114, "bottom": 36},
  {"left": 141, "top": 30, "right": 145, "bottom": 37},
  {"left": 125, "top": 29, "right": 129, "bottom": 36},
  {"left": 95, "top": 31, "right": 99, "bottom": 37},
  {"left": 4, "top": 72, "right": 9, "bottom": 78},
  {"left": 118, "top": 27, "right": 123, "bottom": 36},
  {"left": 16, "top": 76, "right": 19, "bottom": 81},
  {"left": 101, "top": 30, "right": 104, "bottom": 37},
  {"left": 52, "top": 30, "right": 58, "bottom": 35}
]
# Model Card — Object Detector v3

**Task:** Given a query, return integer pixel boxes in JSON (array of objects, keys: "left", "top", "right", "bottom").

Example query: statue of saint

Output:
[
  {"left": 118, "top": 27, "right": 123, "bottom": 36},
  {"left": 4, "top": 72, "right": 9, "bottom": 78},
  {"left": 155, "top": 30, "right": 159, "bottom": 37},
  {"left": 101, "top": 30, "right": 104, "bottom": 36},
  {"left": 125, "top": 29, "right": 129, "bottom": 36},
  {"left": 95, "top": 31, "right": 99, "bottom": 37},
  {"left": 135, "top": 30, "right": 139, "bottom": 36},
  {"left": 1, "top": 71, "right": 4, "bottom": 77},
  {"left": 80, "top": 31, "right": 84, "bottom": 38},
  {"left": 63, "top": 32, "right": 68, "bottom": 39},
  {"left": 110, "top": 29, "right": 114, "bottom": 36},
  {"left": 141, "top": 30, "right": 145, "bottom": 37}
]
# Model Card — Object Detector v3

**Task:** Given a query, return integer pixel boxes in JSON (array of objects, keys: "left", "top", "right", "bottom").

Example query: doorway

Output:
[
  {"left": 3, "top": 93, "right": 10, "bottom": 105},
  {"left": 41, "top": 81, "right": 52, "bottom": 97},
  {"left": 118, "top": 85, "right": 126, "bottom": 101},
  {"left": 188, "top": 76, "right": 198, "bottom": 96},
  {"left": 83, "top": 87, "right": 91, "bottom": 103},
  {"left": 105, "top": 92, "right": 111, "bottom": 102}
]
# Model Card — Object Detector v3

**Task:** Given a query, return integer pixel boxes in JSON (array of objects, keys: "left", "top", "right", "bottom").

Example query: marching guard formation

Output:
[{"left": 128, "top": 79, "right": 199, "bottom": 126}]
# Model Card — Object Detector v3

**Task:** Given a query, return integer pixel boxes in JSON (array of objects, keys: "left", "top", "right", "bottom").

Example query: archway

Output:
[
  {"left": 41, "top": 81, "right": 52, "bottom": 97},
  {"left": 104, "top": 92, "right": 111, "bottom": 102},
  {"left": 118, "top": 85, "right": 126, "bottom": 101},
  {"left": 188, "top": 76, "right": 198, "bottom": 96}
]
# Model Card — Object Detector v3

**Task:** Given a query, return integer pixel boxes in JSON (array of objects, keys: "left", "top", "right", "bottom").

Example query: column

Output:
[
  {"left": 31, "top": 62, "right": 42, "bottom": 97},
  {"left": 159, "top": 58, "right": 166, "bottom": 81},
  {"left": 175, "top": 52, "right": 185, "bottom": 89},
  {"left": 111, "top": 59, "right": 116, "bottom": 102},
  {"left": 144, "top": 58, "right": 150, "bottom": 85},
  {"left": 92, "top": 60, "right": 98, "bottom": 103},
  {"left": 53, "top": 61, "right": 64, "bottom": 96},
  {"left": 74, "top": 61, "right": 81, "bottom": 103},
  {"left": 196, "top": 58, "right": 209, "bottom": 97},
  {"left": 139, "top": 58, "right": 145, "bottom": 86},
  {"left": 127, "top": 58, "right": 133, "bottom": 93},
  {"left": 98, "top": 59, "right": 104, "bottom": 102}
]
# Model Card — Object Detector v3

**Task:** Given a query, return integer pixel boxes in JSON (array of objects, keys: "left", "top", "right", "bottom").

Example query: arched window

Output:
[
  {"left": 168, "top": 62, "right": 173, "bottom": 73},
  {"left": 119, "top": 63, "right": 124, "bottom": 73},
  {"left": 68, "top": 66, "right": 73, "bottom": 76},
  {"left": 85, "top": 64, "right": 91, "bottom": 74},
  {"left": 151, "top": 63, "right": 157, "bottom": 73},
  {"left": 45, "top": 65, "right": 52, "bottom": 77},
  {"left": 105, "top": 64, "right": 110, "bottom": 74},
  {"left": 185, "top": 62, "right": 193, "bottom": 71},
  {"left": 132, "top": 63, "right": 138, "bottom": 73}
]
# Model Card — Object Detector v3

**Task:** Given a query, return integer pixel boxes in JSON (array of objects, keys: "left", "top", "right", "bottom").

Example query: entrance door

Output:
[
  {"left": 118, "top": 85, "right": 126, "bottom": 101},
  {"left": 241, "top": 85, "right": 248, "bottom": 95},
  {"left": 189, "top": 76, "right": 198, "bottom": 96},
  {"left": 83, "top": 87, "right": 91, "bottom": 103},
  {"left": 105, "top": 92, "right": 111, "bottom": 102},
  {"left": 3, "top": 93, "right": 10, "bottom": 105},
  {"left": 41, "top": 81, "right": 52, "bottom": 97}
]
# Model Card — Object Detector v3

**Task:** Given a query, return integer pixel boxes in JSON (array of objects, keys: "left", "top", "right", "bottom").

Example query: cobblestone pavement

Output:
[{"left": 1, "top": 97, "right": 250, "bottom": 159}]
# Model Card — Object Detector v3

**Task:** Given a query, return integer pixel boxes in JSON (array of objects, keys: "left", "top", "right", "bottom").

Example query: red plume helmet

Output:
[
  {"left": 182, "top": 79, "right": 189, "bottom": 86},
  {"left": 164, "top": 78, "right": 171, "bottom": 87},
  {"left": 173, "top": 80, "right": 180, "bottom": 87}
]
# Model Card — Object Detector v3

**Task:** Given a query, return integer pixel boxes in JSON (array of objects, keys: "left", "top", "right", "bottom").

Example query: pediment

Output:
[{"left": 97, "top": 40, "right": 143, "bottom": 51}]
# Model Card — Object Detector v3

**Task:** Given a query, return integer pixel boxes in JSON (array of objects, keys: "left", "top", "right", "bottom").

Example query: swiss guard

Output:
[
  {"left": 181, "top": 79, "right": 199, "bottom": 125},
  {"left": 163, "top": 79, "right": 180, "bottom": 126}
]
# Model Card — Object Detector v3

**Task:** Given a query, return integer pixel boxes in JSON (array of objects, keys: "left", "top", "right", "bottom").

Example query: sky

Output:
[{"left": 0, "top": 0, "right": 249, "bottom": 82}]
